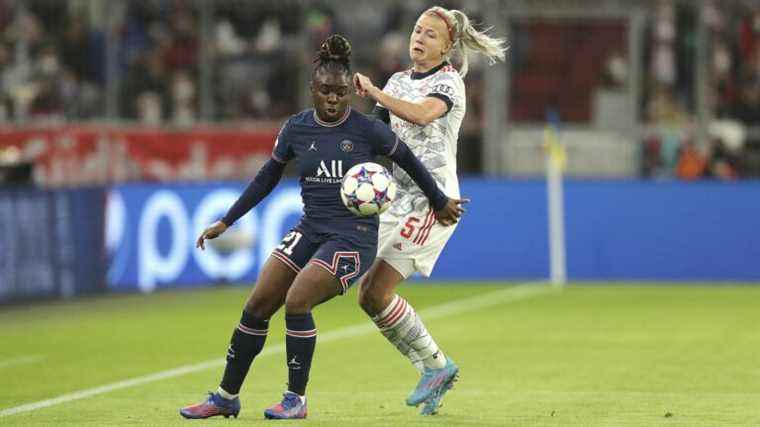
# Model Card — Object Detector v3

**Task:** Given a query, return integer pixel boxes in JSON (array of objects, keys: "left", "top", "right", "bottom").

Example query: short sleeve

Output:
[
  {"left": 369, "top": 119, "right": 400, "bottom": 157},
  {"left": 426, "top": 71, "right": 462, "bottom": 115},
  {"left": 272, "top": 119, "right": 294, "bottom": 163},
  {"left": 427, "top": 92, "right": 453, "bottom": 113}
]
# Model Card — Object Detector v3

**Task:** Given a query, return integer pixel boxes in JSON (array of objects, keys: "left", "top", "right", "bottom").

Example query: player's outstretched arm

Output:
[
  {"left": 196, "top": 158, "right": 286, "bottom": 250},
  {"left": 387, "top": 141, "right": 466, "bottom": 226},
  {"left": 354, "top": 73, "right": 447, "bottom": 126}
]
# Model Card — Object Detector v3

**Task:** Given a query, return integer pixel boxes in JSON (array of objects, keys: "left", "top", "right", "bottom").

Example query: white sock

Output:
[
  {"left": 372, "top": 294, "right": 447, "bottom": 370},
  {"left": 217, "top": 386, "right": 238, "bottom": 400}
]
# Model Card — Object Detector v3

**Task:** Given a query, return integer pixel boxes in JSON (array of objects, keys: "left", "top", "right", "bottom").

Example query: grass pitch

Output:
[{"left": 1, "top": 282, "right": 759, "bottom": 426}]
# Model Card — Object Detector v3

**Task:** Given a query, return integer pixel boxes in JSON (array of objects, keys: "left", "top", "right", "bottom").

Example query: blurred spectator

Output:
[
  {"left": 136, "top": 92, "right": 163, "bottom": 125},
  {"left": 121, "top": 49, "right": 170, "bottom": 121},
  {"left": 170, "top": 70, "right": 197, "bottom": 126},
  {"left": 641, "top": 84, "right": 691, "bottom": 178},
  {"left": 649, "top": 2, "right": 678, "bottom": 87},
  {"left": 738, "top": 10, "right": 760, "bottom": 64},
  {"left": 0, "top": 42, "right": 11, "bottom": 120},
  {"left": 671, "top": 120, "right": 746, "bottom": 181},
  {"left": 27, "top": 44, "right": 64, "bottom": 120},
  {"left": 601, "top": 51, "right": 628, "bottom": 89},
  {"left": 727, "top": 77, "right": 760, "bottom": 126},
  {"left": 675, "top": 140, "right": 708, "bottom": 180},
  {"left": 375, "top": 32, "right": 407, "bottom": 85},
  {"left": 706, "top": 139, "right": 740, "bottom": 180},
  {"left": 59, "top": 15, "right": 92, "bottom": 83},
  {"left": 163, "top": 7, "right": 198, "bottom": 72}
]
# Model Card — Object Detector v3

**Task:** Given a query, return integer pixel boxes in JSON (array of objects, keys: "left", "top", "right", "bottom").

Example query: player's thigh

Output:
[
  {"left": 243, "top": 255, "right": 296, "bottom": 319},
  {"left": 284, "top": 263, "right": 343, "bottom": 314},
  {"left": 285, "top": 235, "right": 375, "bottom": 313},
  {"left": 245, "top": 227, "right": 320, "bottom": 318}
]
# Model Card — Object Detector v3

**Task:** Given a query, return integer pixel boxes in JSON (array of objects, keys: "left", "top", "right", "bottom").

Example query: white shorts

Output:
[{"left": 376, "top": 209, "right": 458, "bottom": 279}]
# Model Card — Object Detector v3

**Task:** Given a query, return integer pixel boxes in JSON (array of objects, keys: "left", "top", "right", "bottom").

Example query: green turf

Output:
[{"left": 1, "top": 283, "right": 759, "bottom": 426}]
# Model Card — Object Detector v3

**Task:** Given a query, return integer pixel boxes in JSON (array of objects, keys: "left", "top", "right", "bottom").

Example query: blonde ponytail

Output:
[{"left": 425, "top": 7, "right": 508, "bottom": 77}]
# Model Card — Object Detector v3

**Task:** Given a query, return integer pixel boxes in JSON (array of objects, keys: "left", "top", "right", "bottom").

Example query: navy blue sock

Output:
[
  {"left": 220, "top": 310, "right": 269, "bottom": 395},
  {"left": 285, "top": 313, "right": 317, "bottom": 396}
]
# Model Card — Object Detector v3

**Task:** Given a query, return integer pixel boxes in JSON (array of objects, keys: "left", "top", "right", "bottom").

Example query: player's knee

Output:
[
  {"left": 244, "top": 298, "right": 274, "bottom": 320},
  {"left": 284, "top": 290, "right": 311, "bottom": 314}
]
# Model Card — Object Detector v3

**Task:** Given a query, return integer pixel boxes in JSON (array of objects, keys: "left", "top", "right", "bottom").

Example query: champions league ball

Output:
[{"left": 340, "top": 162, "right": 397, "bottom": 216}]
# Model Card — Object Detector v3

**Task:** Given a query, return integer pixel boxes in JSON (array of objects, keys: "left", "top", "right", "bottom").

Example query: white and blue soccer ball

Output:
[{"left": 340, "top": 162, "right": 397, "bottom": 216}]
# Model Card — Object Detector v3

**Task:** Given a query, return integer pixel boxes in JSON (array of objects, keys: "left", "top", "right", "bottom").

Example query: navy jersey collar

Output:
[
  {"left": 410, "top": 62, "right": 449, "bottom": 80},
  {"left": 313, "top": 107, "right": 352, "bottom": 127}
]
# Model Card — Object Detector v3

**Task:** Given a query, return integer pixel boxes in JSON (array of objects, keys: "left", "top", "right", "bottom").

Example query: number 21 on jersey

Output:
[{"left": 277, "top": 231, "right": 303, "bottom": 255}]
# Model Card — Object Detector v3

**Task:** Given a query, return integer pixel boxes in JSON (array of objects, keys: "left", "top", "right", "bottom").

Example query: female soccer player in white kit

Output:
[{"left": 353, "top": 6, "right": 507, "bottom": 415}]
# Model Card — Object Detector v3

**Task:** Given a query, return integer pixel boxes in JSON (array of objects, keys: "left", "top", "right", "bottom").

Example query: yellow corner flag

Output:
[{"left": 543, "top": 124, "right": 566, "bottom": 171}]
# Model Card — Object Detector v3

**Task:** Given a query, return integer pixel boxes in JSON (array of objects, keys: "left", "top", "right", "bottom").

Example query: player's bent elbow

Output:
[
  {"left": 410, "top": 112, "right": 435, "bottom": 126},
  {"left": 398, "top": 106, "right": 433, "bottom": 126}
]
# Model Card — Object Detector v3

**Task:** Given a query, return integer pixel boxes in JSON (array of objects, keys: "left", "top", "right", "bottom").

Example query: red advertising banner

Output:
[{"left": 0, "top": 125, "right": 278, "bottom": 186}]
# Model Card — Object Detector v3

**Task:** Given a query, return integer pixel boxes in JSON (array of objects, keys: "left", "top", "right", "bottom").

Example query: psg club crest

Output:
[{"left": 340, "top": 140, "right": 354, "bottom": 153}]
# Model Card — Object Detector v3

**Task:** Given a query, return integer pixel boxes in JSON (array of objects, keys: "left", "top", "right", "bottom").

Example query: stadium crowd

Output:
[
  {"left": 0, "top": 0, "right": 758, "bottom": 177},
  {"left": 0, "top": 0, "right": 451, "bottom": 124},
  {"left": 641, "top": 0, "right": 760, "bottom": 179}
]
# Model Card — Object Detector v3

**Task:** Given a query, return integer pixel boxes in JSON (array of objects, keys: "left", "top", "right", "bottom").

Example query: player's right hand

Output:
[
  {"left": 435, "top": 198, "right": 469, "bottom": 226},
  {"left": 196, "top": 220, "right": 228, "bottom": 250},
  {"left": 353, "top": 73, "right": 375, "bottom": 98}
]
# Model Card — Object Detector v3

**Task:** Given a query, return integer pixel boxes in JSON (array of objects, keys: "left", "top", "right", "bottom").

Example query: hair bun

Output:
[{"left": 317, "top": 34, "right": 351, "bottom": 64}]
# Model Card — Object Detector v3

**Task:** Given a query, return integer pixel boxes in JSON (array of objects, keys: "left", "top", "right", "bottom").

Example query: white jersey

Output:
[{"left": 379, "top": 63, "right": 465, "bottom": 221}]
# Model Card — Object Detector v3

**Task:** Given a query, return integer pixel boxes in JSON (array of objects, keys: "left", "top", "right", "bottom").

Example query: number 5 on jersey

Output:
[{"left": 399, "top": 211, "right": 436, "bottom": 245}]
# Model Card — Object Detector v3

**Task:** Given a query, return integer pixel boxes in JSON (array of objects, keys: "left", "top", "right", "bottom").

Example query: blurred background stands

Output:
[{"left": 0, "top": 0, "right": 759, "bottom": 180}]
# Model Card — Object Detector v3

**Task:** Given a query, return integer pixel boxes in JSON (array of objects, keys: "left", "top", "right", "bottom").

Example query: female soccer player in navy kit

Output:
[
  {"left": 353, "top": 6, "right": 507, "bottom": 415},
  {"left": 179, "top": 35, "right": 465, "bottom": 420}
]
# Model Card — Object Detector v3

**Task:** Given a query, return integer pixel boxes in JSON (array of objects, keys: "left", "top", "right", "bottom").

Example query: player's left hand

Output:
[
  {"left": 435, "top": 198, "right": 469, "bottom": 226},
  {"left": 196, "top": 220, "right": 228, "bottom": 250}
]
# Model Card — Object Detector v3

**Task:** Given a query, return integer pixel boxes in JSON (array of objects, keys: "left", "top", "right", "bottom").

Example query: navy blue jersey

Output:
[
  {"left": 273, "top": 107, "right": 399, "bottom": 229},
  {"left": 221, "top": 107, "right": 447, "bottom": 239}
]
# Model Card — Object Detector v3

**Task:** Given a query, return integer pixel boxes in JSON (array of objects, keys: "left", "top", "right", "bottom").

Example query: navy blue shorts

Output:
[{"left": 270, "top": 219, "right": 377, "bottom": 294}]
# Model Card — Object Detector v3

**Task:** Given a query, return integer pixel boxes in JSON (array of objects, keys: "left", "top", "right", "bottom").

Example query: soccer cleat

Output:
[
  {"left": 419, "top": 377, "right": 456, "bottom": 415},
  {"left": 263, "top": 392, "right": 307, "bottom": 419},
  {"left": 406, "top": 358, "right": 459, "bottom": 407},
  {"left": 179, "top": 392, "right": 240, "bottom": 419}
]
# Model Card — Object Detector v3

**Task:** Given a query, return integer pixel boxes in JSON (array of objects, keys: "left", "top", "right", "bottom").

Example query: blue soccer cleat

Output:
[
  {"left": 419, "top": 377, "right": 456, "bottom": 415},
  {"left": 179, "top": 392, "right": 240, "bottom": 419},
  {"left": 264, "top": 392, "right": 307, "bottom": 419},
  {"left": 406, "top": 358, "right": 459, "bottom": 407}
]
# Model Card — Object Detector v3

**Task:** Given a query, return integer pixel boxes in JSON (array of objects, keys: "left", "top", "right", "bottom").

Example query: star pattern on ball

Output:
[{"left": 340, "top": 162, "right": 397, "bottom": 217}]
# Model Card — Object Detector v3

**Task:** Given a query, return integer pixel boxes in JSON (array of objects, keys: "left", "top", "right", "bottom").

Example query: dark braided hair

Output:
[{"left": 313, "top": 34, "right": 352, "bottom": 78}]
